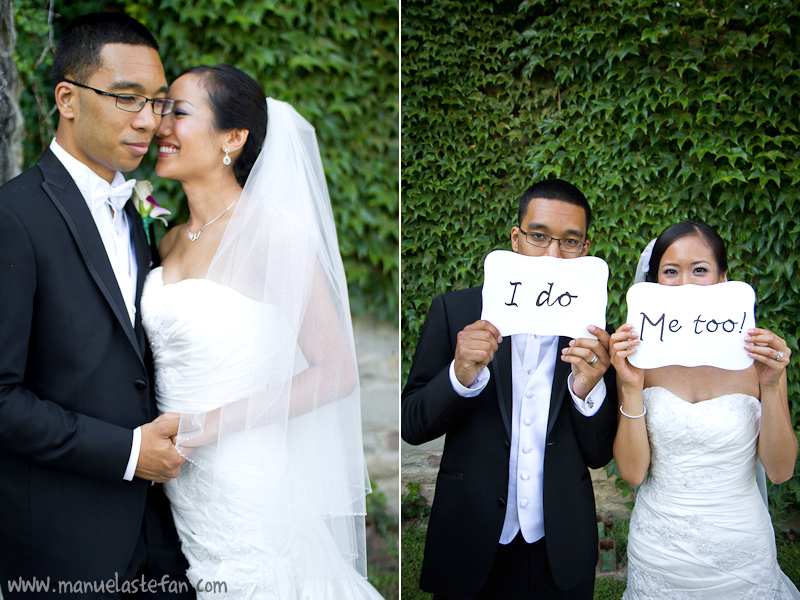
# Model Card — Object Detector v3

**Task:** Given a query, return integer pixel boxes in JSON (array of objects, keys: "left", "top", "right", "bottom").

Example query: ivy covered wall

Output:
[
  {"left": 402, "top": 0, "right": 800, "bottom": 500},
  {"left": 13, "top": 0, "right": 398, "bottom": 320}
]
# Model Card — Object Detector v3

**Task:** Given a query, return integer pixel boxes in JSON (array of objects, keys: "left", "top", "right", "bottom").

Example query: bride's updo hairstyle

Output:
[
  {"left": 181, "top": 64, "right": 268, "bottom": 186},
  {"left": 646, "top": 220, "right": 728, "bottom": 283}
]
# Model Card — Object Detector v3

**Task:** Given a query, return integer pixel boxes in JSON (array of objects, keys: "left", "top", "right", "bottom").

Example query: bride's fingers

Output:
[
  {"left": 611, "top": 337, "right": 639, "bottom": 355},
  {"left": 610, "top": 329, "right": 639, "bottom": 347},
  {"left": 745, "top": 342, "right": 790, "bottom": 365},
  {"left": 614, "top": 347, "right": 637, "bottom": 357},
  {"left": 613, "top": 338, "right": 639, "bottom": 349},
  {"left": 745, "top": 328, "right": 786, "bottom": 346}
]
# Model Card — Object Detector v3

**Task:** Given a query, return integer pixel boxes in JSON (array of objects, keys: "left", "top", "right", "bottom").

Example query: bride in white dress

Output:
[
  {"left": 140, "top": 65, "right": 384, "bottom": 599},
  {"left": 610, "top": 220, "right": 800, "bottom": 599}
]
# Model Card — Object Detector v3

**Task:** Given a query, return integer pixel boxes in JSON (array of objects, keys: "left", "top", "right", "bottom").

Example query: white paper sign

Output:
[
  {"left": 625, "top": 281, "right": 755, "bottom": 370},
  {"left": 480, "top": 251, "right": 608, "bottom": 339}
]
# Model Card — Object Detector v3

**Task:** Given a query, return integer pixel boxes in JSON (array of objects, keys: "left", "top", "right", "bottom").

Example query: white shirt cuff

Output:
[
  {"left": 123, "top": 426, "right": 142, "bottom": 481},
  {"left": 449, "top": 361, "right": 490, "bottom": 397},
  {"left": 568, "top": 373, "right": 606, "bottom": 417}
]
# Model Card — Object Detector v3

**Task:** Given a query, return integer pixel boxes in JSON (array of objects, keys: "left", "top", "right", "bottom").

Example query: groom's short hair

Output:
[
  {"left": 518, "top": 179, "right": 592, "bottom": 231},
  {"left": 51, "top": 12, "right": 159, "bottom": 85}
]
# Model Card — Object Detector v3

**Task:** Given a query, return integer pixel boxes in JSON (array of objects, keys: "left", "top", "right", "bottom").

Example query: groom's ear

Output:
[
  {"left": 54, "top": 82, "right": 77, "bottom": 120},
  {"left": 225, "top": 128, "right": 249, "bottom": 155}
]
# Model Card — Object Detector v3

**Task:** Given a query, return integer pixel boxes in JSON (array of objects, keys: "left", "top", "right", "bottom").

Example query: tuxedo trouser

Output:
[
  {"left": 435, "top": 534, "right": 594, "bottom": 600},
  {"left": 1, "top": 487, "right": 193, "bottom": 600},
  {"left": 119, "top": 485, "right": 194, "bottom": 600}
]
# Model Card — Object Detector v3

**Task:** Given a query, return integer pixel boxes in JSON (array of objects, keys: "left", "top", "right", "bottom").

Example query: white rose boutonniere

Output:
[{"left": 131, "top": 180, "right": 171, "bottom": 244}]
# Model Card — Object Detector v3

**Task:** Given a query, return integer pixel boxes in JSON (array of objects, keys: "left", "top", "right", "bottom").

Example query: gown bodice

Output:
[
  {"left": 622, "top": 386, "right": 800, "bottom": 600},
  {"left": 141, "top": 267, "right": 290, "bottom": 414},
  {"left": 643, "top": 386, "right": 761, "bottom": 500}
]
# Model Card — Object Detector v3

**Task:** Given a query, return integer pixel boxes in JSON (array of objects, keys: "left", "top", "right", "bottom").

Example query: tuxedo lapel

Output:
[
  {"left": 125, "top": 201, "right": 151, "bottom": 358},
  {"left": 37, "top": 150, "right": 144, "bottom": 367},
  {"left": 490, "top": 337, "right": 513, "bottom": 441},
  {"left": 546, "top": 336, "right": 572, "bottom": 439}
]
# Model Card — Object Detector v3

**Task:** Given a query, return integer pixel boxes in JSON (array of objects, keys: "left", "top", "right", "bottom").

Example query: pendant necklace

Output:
[{"left": 187, "top": 197, "right": 238, "bottom": 242}]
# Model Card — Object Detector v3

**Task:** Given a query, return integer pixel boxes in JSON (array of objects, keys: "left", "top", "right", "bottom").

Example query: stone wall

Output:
[{"left": 354, "top": 316, "right": 400, "bottom": 520}]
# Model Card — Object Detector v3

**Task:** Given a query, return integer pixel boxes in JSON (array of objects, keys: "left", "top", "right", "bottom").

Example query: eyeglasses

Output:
[
  {"left": 62, "top": 78, "right": 174, "bottom": 115},
  {"left": 519, "top": 228, "right": 586, "bottom": 253}
]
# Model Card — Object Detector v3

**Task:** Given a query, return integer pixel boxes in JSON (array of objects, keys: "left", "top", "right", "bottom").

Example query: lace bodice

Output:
[
  {"left": 623, "top": 386, "right": 800, "bottom": 600},
  {"left": 141, "top": 267, "right": 290, "bottom": 414},
  {"left": 643, "top": 386, "right": 761, "bottom": 496}
]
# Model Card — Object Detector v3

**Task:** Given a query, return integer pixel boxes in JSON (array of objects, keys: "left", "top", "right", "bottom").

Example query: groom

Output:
[
  {"left": 402, "top": 179, "right": 618, "bottom": 599},
  {"left": 0, "top": 13, "right": 192, "bottom": 598}
]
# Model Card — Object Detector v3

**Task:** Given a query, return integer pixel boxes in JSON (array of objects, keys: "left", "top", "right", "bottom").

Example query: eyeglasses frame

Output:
[
  {"left": 62, "top": 78, "right": 174, "bottom": 115},
  {"left": 518, "top": 228, "right": 587, "bottom": 254}
]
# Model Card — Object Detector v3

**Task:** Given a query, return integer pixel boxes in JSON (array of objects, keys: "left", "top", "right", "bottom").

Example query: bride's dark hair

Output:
[
  {"left": 181, "top": 64, "right": 268, "bottom": 186},
  {"left": 646, "top": 220, "right": 728, "bottom": 283}
]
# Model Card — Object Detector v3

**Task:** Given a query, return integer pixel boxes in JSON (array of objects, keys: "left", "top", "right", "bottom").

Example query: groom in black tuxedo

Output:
[
  {"left": 402, "top": 179, "right": 618, "bottom": 600},
  {"left": 0, "top": 13, "right": 192, "bottom": 599}
]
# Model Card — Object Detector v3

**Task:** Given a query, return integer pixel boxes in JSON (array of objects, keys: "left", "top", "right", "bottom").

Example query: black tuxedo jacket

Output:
[
  {"left": 402, "top": 287, "right": 618, "bottom": 599},
  {"left": 0, "top": 150, "right": 179, "bottom": 588}
]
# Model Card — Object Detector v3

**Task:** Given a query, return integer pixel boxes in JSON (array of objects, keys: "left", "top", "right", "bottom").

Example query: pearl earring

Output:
[{"left": 223, "top": 149, "right": 231, "bottom": 166}]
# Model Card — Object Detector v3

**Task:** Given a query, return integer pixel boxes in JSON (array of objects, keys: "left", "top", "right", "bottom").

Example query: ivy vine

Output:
[
  {"left": 402, "top": 0, "right": 800, "bottom": 496},
  {"left": 13, "top": 0, "right": 398, "bottom": 320}
]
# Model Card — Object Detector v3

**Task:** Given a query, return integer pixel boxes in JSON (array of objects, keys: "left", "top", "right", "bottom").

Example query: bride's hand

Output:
[
  {"left": 745, "top": 328, "right": 791, "bottom": 389},
  {"left": 610, "top": 324, "right": 644, "bottom": 391},
  {"left": 176, "top": 407, "right": 221, "bottom": 449}
]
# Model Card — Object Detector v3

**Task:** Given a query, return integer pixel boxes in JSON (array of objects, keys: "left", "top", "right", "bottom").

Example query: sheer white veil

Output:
[
  {"left": 175, "top": 98, "right": 372, "bottom": 578},
  {"left": 634, "top": 239, "right": 656, "bottom": 284}
]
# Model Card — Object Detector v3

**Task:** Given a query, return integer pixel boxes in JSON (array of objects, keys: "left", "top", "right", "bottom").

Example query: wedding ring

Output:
[
  {"left": 776, "top": 351, "right": 784, "bottom": 361},
  {"left": 588, "top": 354, "right": 599, "bottom": 365}
]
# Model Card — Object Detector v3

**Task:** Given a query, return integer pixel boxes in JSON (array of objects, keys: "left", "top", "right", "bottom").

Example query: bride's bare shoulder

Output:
[{"left": 158, "top": 224, "right": 183, "bottom": 261}]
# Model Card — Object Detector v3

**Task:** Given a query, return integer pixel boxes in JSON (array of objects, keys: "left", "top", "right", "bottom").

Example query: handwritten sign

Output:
[
  {"left": 481, "top": 251, "right": 608, "bottom": 339},
  {"left": 625, "top": 281, "right": 755, "bottom": 370}
]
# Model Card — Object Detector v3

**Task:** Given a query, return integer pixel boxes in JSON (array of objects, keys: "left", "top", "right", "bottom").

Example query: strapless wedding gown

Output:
[
  {"left": 141, "top": 267, "right": 383, "bottom": 600},
  {"left": 623, "top": 386, "right": 800, "bottom": 599}
]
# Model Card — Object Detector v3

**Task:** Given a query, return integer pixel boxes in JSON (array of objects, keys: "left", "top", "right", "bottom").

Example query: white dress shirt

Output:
[
  {"left": 50, "top": 139, "right": 142, "bottom": 481},
  {"left": 449, "top": 332, "right": 606, "bottom": 544}
]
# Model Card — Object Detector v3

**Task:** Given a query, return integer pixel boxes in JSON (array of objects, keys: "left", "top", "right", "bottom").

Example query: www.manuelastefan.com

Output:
[{"left": 6, "top": 574, "right": 228, "bottom": 594}]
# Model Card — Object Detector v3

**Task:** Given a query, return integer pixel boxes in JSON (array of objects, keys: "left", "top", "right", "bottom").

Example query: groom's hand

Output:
[
  {"left": 454, "top": 320, "right": 502, "bottom": 388},
  {"left": 562, "top": 325, "right": 611, "bottom": 399},
  {"left": 135, "top": 415, "right": 186, "bottom": 483}
]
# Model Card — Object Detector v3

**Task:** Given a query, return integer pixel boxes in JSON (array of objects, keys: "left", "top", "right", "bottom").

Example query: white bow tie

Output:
[{"left": 93, "top": 178, "right": 137, "bottom": 214}]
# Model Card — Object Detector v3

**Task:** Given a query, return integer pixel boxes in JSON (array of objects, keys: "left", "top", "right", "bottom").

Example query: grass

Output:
[
  {"left": 593, "top": 578, "right": 627, "bottom": 599},
  {"left": 366, "top": 483, "right": 399, "bottom": 599},
  {"left": 400, "top": 513, "right": 800, "bottom": 600},
  {"left": 401, "top": 519, "right": 433, "bottom": 600},
  {"left": 778, "top": 531, "right": 800, "bottom": 585}
]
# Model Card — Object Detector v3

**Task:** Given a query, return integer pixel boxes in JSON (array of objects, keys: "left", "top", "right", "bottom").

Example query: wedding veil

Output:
[{"left": 175, "top": 98, "right": 372, "bottom": 579}]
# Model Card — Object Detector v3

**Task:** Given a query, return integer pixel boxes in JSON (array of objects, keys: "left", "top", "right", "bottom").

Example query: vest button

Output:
[
  {"left": 134, "top": 379, "right": 147, "bottom": 390},
  {"left": 497, "top": 498, "right": 507, "bottom": 508}
]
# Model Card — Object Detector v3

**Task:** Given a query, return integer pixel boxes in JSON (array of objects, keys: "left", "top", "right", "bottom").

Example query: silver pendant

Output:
[{"left": 188, "top": 230, "right": 201, "bottom": 242}]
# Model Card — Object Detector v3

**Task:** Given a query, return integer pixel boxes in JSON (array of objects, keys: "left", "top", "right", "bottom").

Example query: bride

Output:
[
  {"left": 610, "top": 220, "right": 799, "bottom": 599},
  {"left": 140, "top": 64, "right": 384, "bottom": 599}
]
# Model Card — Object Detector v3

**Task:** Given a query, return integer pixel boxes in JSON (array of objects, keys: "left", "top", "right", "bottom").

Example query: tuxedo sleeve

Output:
[
  {"left": 0, "top": 203, "right": 133, "bottom": 481},
  {"left": 568, "top": 358, "right": 618, "bottom": 469},
  {"left": 402, "top": 293, "right": 484, "bottom": 445}
]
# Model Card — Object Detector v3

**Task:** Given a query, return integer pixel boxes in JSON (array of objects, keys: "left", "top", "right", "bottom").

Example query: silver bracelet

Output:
[{"left": 619, "top": 405, "right": 647, "bottom": 419}]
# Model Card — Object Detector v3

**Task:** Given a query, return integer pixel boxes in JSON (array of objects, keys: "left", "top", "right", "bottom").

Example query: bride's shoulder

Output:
[{"left": 158, "top": 224, "right": 183, "bottom": 261}]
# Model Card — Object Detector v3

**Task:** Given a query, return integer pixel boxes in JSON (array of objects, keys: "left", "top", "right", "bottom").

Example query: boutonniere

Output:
[{"left": 131, "top": 180, "right": 170, "bottom": 244}]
